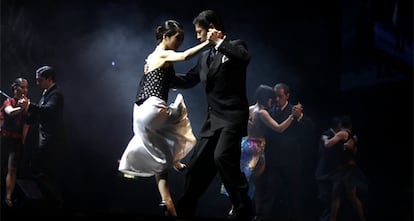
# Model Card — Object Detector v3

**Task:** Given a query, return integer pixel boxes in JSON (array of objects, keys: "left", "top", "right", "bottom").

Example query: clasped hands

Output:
[
  {"left": 291, "top": 102, "right": 303, "bottom": 120},
  {"left": 143, "top": 28, "right": 224, "bottom": 74},
  {"left": 17, "top": 95, "right": 30, "bottom": 110},
  {"left": 207, "top": 28, "right": 224, "bottom": 44}
]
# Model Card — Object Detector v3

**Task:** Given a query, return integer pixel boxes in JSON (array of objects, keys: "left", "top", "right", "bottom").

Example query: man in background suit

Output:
[
  {"left": 172, "top": 9, "right": 252, "bottom": 221},
  {"left": 255, "top": 82, "right": 314, "bottom": 221},
  {"left": 20, "top": 65, "right": 65, "bottom": 212}
]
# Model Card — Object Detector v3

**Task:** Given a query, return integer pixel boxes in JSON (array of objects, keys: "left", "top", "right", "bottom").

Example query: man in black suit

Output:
[
  {"left": 20, "top": 65, "right": 65, "bottom": 211},
  {"left": 255, "top": 82, "right": 314, "bottom": 221},
  {"left": 172, "top": 10, "right": 252, "bottom": 221}
]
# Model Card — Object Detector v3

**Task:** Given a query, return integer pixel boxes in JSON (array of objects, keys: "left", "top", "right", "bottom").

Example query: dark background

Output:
[{"left": 1, "top": 0, "right": 412, "bottom": 220}]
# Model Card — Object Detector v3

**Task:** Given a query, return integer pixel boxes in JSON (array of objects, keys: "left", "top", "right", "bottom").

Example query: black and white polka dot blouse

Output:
[{"left": 135, "top": 67, "right": 174, "bottom": 105}]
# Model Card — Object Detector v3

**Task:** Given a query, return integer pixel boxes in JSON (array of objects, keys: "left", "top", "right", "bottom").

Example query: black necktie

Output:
[{"left": 208, "top": 48, "right": 216, "bottom": 67}]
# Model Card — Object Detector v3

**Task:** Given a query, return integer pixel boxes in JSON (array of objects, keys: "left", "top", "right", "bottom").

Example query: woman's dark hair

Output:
[
  {"left": 192, "top": 9, "right": 224, "bottom": 32},
  {"left": 10, "top": 77, "right": 28, "bottom": 93},
  {"left": 254, "top": 84, "right": 274, "bottom": 107},
  {"left": 155, "top": 20, "right": 183, "bottom": 44}
]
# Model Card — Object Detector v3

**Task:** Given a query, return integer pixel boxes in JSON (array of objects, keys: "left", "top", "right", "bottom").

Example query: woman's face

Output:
[
  {"left": 165, "top": 29, "right": 184, "bottom": 51},
  {"left": 266, "top": 98, "right": 273, "bottom": 108},
  {"left": 14, "top": 81, "right": 28, "bottom": 98}
]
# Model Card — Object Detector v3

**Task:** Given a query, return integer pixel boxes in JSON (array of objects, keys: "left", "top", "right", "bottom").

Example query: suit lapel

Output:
[
  {"left": 200, "top": 50, "right": 210, "bottom": 82},
  {"left": 200, "top": 49, "right": 223, "bottom": 83},
  {"left": 207, "top": 53, "right": 222, "bottom": 77},
  {"left": 41, "top": 85, "right": 56, "bottom": 105}
]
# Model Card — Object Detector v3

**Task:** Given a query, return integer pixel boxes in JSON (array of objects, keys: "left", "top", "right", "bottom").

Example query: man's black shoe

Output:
[{"left": 227, "top": 206, "right": 253, "bottom": 221}]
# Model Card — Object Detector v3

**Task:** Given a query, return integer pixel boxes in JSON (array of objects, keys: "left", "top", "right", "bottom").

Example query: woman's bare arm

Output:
[{"left": 259, "top": 109, "right": 294, "bottom": 133}]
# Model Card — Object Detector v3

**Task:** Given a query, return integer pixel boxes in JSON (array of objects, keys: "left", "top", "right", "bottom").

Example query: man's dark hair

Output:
[
  {"left": 193, "top": 10, "right": 225, "bottom": 32},
  {"left": 36, "top": 65, "right": 56, "bottom": 82},
  {"left": 341, "top": 115, "right": 352, "bottom": 129},
  {"left": 274, "top": 83, "right": 290, "bottom": 95},
  {"left": 330, "top": 116, "right": 342, "bottom": 130}
]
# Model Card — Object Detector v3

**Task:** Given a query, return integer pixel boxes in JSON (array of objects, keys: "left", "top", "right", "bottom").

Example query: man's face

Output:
[
  {"left": 36, "top": 74, "right": 50, "bottom": 90},
  {"left": 194, "top": 23, "right": 208, "bottom": 42},
  {"left": 274, "top": 87, "right": 288, "bottom": 108}
]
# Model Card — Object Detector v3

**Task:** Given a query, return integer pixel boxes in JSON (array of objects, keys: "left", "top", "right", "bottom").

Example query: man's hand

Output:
[
  {"left": 144, "top": 59, "right": 149, "bottom": 73},
  {"left": 18, "top": 94, "right": 30, "bottom": 110},
  {"left": 292, "top": 102, "right": 303, "bottom": 119},
  {"left": 207, "top": 28, "right": 224, "bottom": 45}
]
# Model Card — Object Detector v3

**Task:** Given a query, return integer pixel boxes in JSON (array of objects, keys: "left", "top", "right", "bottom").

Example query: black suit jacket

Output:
[
  {"left": 265, "top": 103, "right": 314, "bottom": 169},
  {"left": 27, "top": 84, "right": 64, "bottom": 148},
  {"left": 172, "top": 39, "right": 250, "bottom": 137}
]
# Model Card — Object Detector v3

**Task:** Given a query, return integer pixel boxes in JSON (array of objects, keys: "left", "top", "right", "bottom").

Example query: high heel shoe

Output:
[
  {"left": 173, "top": 162, "right": 187, "bottom": 172},
  {"left": 4, "top": 198, "right": 13, "bottom": 207},
  {"left": 159, "top": 200, "right": 170, "bottom": 216}
]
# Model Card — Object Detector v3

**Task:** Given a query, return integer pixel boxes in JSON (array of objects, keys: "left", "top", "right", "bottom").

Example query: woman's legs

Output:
[
  {"left": 347, "top": 187, "right": 366, "bottom": 221},
  {"left": 329, "top": 197, "right": 341, "bottom": 221},
  {"left": 5, "top": 152, "right": 18, "bottom": 207},
  {"left": 5, "top": 167, "right": 17, "bottom": 207},
  {"left": 329, "top": 177, "right": 343, "bottom": 221},
  {"left": 155, "top": 172, "right": 177, "bottom": 216}
]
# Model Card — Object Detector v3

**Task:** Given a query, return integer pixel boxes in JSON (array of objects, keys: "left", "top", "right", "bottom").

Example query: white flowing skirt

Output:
[{"left": 118, "top": 93, "right": 196, "bottom": 177}]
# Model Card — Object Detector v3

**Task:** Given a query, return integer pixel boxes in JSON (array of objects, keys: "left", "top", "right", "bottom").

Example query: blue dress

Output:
[{"left": 220, "top": 136, "right": 266, "bottom": 198}]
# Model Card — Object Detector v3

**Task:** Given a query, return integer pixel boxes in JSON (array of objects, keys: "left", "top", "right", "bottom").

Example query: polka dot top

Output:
[{"left": 135, "top": 67, "right": 174, "bottom": 105}]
